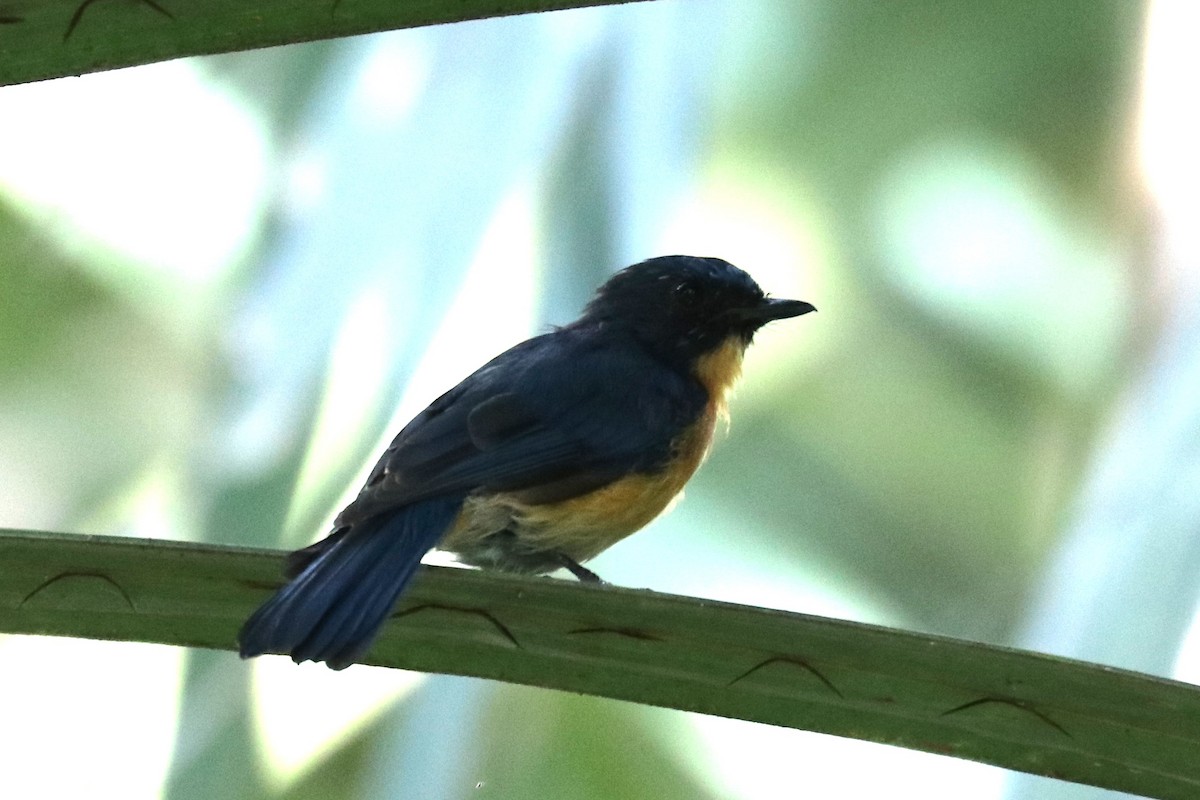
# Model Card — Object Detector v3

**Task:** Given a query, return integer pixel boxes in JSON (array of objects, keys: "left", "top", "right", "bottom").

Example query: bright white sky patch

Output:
[
  {"left": 252, "top": 658, "right": 424, "bottom": 788},
  {"left": 349, "top": 35, "right": 433, "bottom": 129},
  {"left": 1139, "top": 0, "right": 1200, "bottom": 239},
  {"left": 0, "top": 637, "right": 182, "bottom": 800},
  {"left": 0, "top": 60, "right": 268, "bottom": 307}
]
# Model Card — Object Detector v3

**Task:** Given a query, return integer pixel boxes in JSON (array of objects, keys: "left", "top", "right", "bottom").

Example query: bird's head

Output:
[{"left": 580, "top": 255, "right": 815, "bottom": 373}]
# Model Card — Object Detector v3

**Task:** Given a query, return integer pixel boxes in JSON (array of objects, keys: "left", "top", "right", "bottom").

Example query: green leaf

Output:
[
  {"left": 3, "top": 528, "right": 1198, "bottom": 800},
  {"left": 0, "top": 0, "right": 654, "bottom": 87}
]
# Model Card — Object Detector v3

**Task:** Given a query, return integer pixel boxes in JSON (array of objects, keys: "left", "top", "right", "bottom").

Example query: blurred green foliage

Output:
[{"left": 0, "top": 1, "right": 1161, "bottom": 798}]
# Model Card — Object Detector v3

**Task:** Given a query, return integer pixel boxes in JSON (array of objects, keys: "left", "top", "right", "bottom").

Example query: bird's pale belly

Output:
[{"left": 441, "top": 404, "right": 719, "bottom": 573}]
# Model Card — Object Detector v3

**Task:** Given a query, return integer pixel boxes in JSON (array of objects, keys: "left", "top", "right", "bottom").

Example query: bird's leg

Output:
[{"left": 557, "top": 553, "right": 604, "bottom": 583}]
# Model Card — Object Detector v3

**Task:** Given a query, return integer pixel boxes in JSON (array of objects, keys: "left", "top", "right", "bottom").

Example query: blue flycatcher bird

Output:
[{"left": 238, "top": 255, "right": 815, "bottom": 669}]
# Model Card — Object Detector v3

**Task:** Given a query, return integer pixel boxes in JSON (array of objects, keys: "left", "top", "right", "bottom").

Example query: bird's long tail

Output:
[{"left": 238, "top": 497, "right": 462, "bottom": 670}]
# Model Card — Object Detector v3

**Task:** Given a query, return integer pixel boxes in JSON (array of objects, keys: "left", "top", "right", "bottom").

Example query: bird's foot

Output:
[{"left": 557, "top": 553, "right": 604, "bottom": 583}]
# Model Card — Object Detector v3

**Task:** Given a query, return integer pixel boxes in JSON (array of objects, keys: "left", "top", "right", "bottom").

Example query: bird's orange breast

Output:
[
  {"left": 506, "top": 403, "right": 720, "bottom": 560},
  {"left": 442, "top": 335, "right": 747, "bottom": 564}
]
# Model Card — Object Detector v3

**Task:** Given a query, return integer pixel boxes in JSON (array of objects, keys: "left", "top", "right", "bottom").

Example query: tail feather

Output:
[
  {"left": 282, "top": 529, "right": 345, "bottom": 579},
  {"left": 239, "top": 496, "right": 462, "bottom": 670}
]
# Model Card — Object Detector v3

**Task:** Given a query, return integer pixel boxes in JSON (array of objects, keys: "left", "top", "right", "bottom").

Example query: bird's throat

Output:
[{"left": 692, "top": 336, "right": 746, "bottom": 419}]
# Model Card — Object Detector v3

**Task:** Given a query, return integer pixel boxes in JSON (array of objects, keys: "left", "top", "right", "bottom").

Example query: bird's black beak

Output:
[{"left": 729, "top": 297, "right": 817, "bottom": 325}]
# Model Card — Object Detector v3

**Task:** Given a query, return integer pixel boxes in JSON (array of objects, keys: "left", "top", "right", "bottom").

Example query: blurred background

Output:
[{"left": 1, "top": 0, "right": 1197, "bottom": 798}]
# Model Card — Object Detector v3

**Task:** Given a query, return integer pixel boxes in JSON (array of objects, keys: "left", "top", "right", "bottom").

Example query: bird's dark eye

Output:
[{"left": 673, "top": 281, "right": 700, "bottom": 307}]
